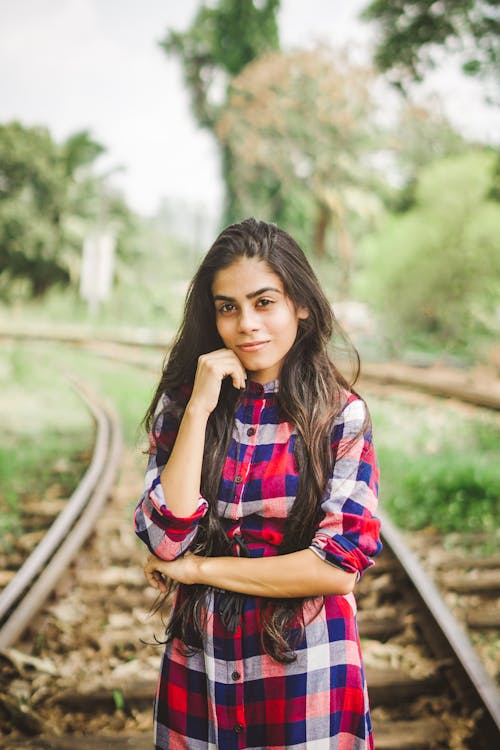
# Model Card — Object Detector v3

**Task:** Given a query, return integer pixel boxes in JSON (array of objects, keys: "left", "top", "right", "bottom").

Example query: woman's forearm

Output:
[
  {"left": 159, "top": 403, "right": 209, "bottom": 517},
  {"left": 197, "top": 549, "right": 357, "bottom": 597},
  {"left": 157, "top": 349, "right": 246, "bottom": 518}
]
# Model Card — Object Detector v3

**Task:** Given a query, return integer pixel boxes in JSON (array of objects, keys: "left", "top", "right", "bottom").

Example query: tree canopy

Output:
[
  {"left": 0, "top": 122, "right": 131, "bottom": 299},
  {"left": 160, "top": 0, "right": 281, "bottom": 222},
  {"left": 161, "top": 0, "right": 280, "bottom": 129},
  {"left": 358, "top": 149, "right": 500, "bottom": 352},
  {"left": 216, "top": 46, "right": 382, "bottom": 294},
  {"left": 361, "top": 0, "right": 500, "bottom": 91}
]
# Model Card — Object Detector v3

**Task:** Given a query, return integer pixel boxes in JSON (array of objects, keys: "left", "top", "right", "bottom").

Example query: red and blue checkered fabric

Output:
[{"left": 135, "top": 379, "right": 381, "bottom": 749}]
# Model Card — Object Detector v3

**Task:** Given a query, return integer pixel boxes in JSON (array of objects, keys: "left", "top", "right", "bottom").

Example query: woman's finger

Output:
[
  {"left": 144, "top": 557, "right": 168, "bottom": 592},
  {"left": 218, "top": 350, "right": 247, "bottom": 389},
  {"left": 191, "top": 350, "right": 246, "bottom": 411},
  {"left": 228, "top": 362, "right": 246, "bottom": 390}
]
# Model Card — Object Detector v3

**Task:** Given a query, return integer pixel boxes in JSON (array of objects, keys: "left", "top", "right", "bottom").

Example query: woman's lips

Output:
[{"left": 237, "top": 341, "right": 269, "bottom": 352}]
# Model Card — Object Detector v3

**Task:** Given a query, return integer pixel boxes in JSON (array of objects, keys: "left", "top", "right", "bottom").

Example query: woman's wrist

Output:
[
  {"left": 196, "top": 555, "right": 211, "bottom": 586},
  {"left": 184, "top": 398, "right": 212, "bottom": 421}
]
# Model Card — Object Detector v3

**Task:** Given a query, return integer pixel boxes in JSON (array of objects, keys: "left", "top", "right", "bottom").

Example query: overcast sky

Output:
[{"left": 1, "top": 0, "right": 498, "bottom": 220}]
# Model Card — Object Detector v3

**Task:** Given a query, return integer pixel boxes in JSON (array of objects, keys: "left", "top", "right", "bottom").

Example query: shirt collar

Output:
[{"left": 245, "top": 379, "right": 280, "bottom": 397}]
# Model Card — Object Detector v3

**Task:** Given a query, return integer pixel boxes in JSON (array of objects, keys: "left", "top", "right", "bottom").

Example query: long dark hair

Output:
[{"left": 145, "top": 218, "right": 364, "bottom": 661}]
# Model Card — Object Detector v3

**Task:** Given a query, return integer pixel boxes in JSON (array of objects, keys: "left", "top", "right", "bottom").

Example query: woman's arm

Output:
[
  {"left": 309, "top": 396, "right": 382, "bottom": 575},
  {"left": 144, "top": 548, "right": 357, "bottom": 597},
  {"left": 134, "top": 349, "right": 246, "bottom": 558},
  {"left": 157, "top": 402, "right": 210, "bottom": 517},
  {"left": 158, "top": 349, "right": 246, "bottom": 518}
]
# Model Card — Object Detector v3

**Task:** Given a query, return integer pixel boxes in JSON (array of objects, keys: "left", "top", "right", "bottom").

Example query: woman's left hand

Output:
[{"left": 144, "top": 552, "right": 201, "bottom": 592}]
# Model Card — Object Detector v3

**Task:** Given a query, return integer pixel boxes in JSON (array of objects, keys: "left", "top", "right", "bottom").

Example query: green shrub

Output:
[
  {"left": 382, "top": 453, "right": 498, "bottom": 533},
  {"left": 369, "top": 394, "right": 500, "bottom": 535}
]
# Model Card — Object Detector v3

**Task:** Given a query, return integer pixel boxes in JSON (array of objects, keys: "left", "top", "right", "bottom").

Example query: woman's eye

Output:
[
  {"left": 257, "top": 298, "right": 274, "bottom": 308},
  {"left": 218, "top": 303, "right": 235, "bottom": 314}
]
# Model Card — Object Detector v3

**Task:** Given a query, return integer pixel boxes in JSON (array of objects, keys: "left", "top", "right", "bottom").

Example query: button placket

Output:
[
  {"left": 234, "top": 399, "right": 262, "bottom": 499},
  {"left": 229, "top": 648, "right": 245, "bottom": 741},
  {"left": 235, "top": 398, "right": 263, "bottom": 506}
]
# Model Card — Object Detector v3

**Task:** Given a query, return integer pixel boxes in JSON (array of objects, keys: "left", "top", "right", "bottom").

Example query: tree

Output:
[
  {"left": 361, "top": 0, "right": 500, "bottom": 92},
  {"left": 0, "top": 123, "right": 70, "bottom": 297},
  {"left": 216, "top": 46, "right": 382, "bottom": 295},
  {"left": 160, "top": 0, "right": 280, "bottom": 222},
  {"left": 62, "top": 130, "right": 106, "bottom": 178},
  {"left": 381, "top": 102, "right": 467, "bottom": 212},
  {"left": 358, "top": 149, "right": 500, "bottom": 352},
  {"left": 390, "top": 103, "right": 466, "bottom": 173},
  {"left": 0, "top": 122, "right": 129, "bottom": 299}
]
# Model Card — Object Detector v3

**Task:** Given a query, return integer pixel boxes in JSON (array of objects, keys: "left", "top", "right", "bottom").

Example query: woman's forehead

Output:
[{"left": 212, "top": 257, "right": 283, "bottom": 297}]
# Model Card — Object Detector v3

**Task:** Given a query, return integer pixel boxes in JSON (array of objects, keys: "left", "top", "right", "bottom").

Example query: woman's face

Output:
[{"left": 211, "top": 256, "right": 308, "bottom": 383}]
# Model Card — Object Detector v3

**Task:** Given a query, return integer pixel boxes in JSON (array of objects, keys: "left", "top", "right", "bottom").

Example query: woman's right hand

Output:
[{"left": 188, "top": 349, "right": 246, "bottom": 415}]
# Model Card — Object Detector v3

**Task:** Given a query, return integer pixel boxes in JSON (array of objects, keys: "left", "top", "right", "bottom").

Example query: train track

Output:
[
  {"left": 0, "top": 378, "right": 122, "bottom": 649},
  {"left": 2, "top": 503, "right": 498, "bottom": 749},
  {"left": 0, "top": 336, "right": 499, "bottom": 748},
  {"left": 363, "top": 512, "right": 500, "bottom": 748}
]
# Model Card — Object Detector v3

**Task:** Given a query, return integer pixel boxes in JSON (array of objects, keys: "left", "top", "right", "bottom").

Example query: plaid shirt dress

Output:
[{"left": 135, "top": 379, "right": 381, "bottom": 749}]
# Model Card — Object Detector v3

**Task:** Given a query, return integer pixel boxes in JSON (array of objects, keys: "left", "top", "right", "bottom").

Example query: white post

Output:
[{"left": 80, "top": 231, "right": 116, "bottom": 316}]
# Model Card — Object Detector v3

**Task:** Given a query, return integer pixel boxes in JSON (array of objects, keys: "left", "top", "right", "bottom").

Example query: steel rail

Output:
[
  {"left": 0, "top": 322, "right": 171, "bottom": 348},
  {"left": 379, "top": 509, "right": 500, "bottom": 743},
  {"left": 0, "top": 381, "right": 108, "bottom": 622},
  {"left": 360, "top": 362, "right": 500, "bottom": 411},
  {"left": 0, "top": 379, "right": 122, "bottom": 649}
]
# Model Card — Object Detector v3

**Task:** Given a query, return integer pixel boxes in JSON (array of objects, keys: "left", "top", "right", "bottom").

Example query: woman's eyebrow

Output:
[{"left": 213, "top": 287, "right": 282, "bottom": 302}]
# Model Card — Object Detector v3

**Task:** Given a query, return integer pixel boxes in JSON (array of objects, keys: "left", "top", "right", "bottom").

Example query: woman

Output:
[{"left": 135, "top": 218, "right": 382, "bottom": 749}]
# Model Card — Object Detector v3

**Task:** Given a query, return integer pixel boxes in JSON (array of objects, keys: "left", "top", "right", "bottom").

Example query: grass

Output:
[
  {"left": 38, "top": 342, "right": 160, "bottom": 530},
  {"left": 0, "top": 341, "right": 159, "bottom": 549},
  {"left": 0, "top": 343, "right": 93, "bottom": 549},
  {"left": 368, "top": 393, "right": 500, "bottom": 536},
  {"left": 41, "top": 344, "right": 160, "bottom": 446}
]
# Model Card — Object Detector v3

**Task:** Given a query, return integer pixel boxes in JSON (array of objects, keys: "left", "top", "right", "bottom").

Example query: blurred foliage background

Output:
[
  {"left": 1, "top": 0, "right": 498, "bottom": 361},
  {"left": 1, "top": 0, "right": 499, "bottom": 537}
]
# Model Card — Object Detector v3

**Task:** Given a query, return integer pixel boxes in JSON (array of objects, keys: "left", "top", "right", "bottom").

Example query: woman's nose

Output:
[{"left": 238, "top": 307, "right": 259, "bottom": 331}]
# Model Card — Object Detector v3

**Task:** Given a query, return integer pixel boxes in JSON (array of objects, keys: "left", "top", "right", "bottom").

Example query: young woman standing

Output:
[{"left": 135, "top": 218, "right": 382, "bottom": 749}]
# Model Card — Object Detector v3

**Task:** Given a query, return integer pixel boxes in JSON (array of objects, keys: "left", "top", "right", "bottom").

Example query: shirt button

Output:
[
  {"left": 235, "top": 475, "right": 242, "bottom": 483},
  {"left": 247, "top": 427, "right": 256, "bottom": 436},
  {"left": 234, "top": 723, "right": 243, "bottom": 734},
  {"left": 231, "top": 670, "right": 241, "bottom": 681}
]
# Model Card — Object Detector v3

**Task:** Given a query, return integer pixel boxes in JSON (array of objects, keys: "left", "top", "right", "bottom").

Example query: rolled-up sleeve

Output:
[
  {"left": 134, "top": 393, "right": 208, "bottom": 560},
  {"left": 309, "top": 396, "right": 382, "bottom": 577}
]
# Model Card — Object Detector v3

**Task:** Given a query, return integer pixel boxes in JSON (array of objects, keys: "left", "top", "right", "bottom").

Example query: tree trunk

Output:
[{"left": 313, "top": 203, "right": 330, "bottom": 257}]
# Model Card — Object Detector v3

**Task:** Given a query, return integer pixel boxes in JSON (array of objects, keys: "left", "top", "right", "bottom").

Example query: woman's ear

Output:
[{"left": 297, "top": 306, "right": 309, "bottom": 320}]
